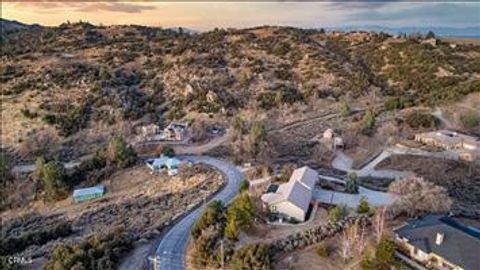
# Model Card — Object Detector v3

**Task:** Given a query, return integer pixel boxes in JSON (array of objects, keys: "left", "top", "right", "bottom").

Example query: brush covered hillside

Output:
[{"left": 1, "top": 22, "right": 480, "bottom": 160}]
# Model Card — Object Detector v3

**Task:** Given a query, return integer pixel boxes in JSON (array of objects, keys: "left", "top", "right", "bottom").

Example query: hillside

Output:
[{"left": 1, "top": 22, "right": 479, "bottom": 160}]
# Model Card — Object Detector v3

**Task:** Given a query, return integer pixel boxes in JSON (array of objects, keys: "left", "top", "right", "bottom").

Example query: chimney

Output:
[{"left": 435, "top": 232, "right": 445, "bottom": 245}]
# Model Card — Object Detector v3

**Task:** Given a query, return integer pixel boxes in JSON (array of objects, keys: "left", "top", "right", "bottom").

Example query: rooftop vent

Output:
[{"left": 435, "top": 232, "right": 445, "bottom": 245}]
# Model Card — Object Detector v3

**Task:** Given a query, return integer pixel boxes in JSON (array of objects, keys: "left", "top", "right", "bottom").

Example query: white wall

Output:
[{"left": 271, "top": 201, "right": 306, "bottom": 221}]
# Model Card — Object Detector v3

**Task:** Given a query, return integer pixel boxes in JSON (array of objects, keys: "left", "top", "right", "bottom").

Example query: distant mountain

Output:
[
  {"left": 0, "top": 18, "right": 42, "bottom": 34},
  {"left": 328, "top": 25, "right": 480, "bottom": 38}
]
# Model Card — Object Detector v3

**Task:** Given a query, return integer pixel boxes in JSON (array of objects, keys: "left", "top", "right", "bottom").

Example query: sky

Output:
[{"left": 2, "top": 2, "right": 480, "bottom": 30}]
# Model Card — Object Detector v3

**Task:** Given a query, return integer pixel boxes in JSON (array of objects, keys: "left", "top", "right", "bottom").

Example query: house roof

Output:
[
  {"left": 394, "top": 215, "right": 480, "bottom": 270},
  {"left": 261, "top": 166, "right": 318, "bottom": 213},
  {"left": 147, "top": 156, "right": 181, "bottom": 169},
  {"left": 289, "top": 166, "right": 318, "bottom": 190},
  {"left": 73, "top": 185, "right": 105, "bottom": 197}
]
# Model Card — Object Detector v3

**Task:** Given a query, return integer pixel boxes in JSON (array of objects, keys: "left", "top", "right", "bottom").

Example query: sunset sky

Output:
[{"left": 2, "top": 2, "right": 479, "bottom": 30}]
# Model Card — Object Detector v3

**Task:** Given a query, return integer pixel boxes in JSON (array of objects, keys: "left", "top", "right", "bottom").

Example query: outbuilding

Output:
[{"left": 73, "top": 185, "right": 105, "bottom": 203}]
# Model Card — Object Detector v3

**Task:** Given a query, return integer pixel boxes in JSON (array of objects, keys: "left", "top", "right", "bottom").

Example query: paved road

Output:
[{"left": 151, "top": 155, "right": 244, "bottom": 270}]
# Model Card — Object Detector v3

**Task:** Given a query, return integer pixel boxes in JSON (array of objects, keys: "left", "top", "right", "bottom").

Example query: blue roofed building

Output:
[
  {"left": 146, "top": 156, "right": 181, "bottom": 176},
  {"left": 73, "top": 185, "right": 105, "bottom": 203}
]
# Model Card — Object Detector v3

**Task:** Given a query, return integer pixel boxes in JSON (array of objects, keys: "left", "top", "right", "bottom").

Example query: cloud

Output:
[
  {"left": 347, "top": 3, "right": 480, "bottom": 26},
  {"left": 9, "top": 2, "right": 156, "bottom": 14},
  {"left": 76, "top": 3, "right": 156, "bottom": 13}
]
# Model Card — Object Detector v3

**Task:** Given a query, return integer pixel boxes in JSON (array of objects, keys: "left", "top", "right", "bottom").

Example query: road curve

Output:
[{"left": 151, "top": 155, "right": 244, "bottom": 270}]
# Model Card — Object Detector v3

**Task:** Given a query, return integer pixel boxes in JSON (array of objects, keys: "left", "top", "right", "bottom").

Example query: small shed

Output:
[
  {"left": 73, "top": 185, "right": 105, "bottom": 203},
  {"left": 323, "top": 129, "right": 334, "bottom": 139}
]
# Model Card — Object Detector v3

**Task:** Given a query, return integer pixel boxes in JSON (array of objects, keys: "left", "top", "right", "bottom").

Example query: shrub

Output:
[
  {"left": 360, "top": 110, "right": 376, "bottom": 135},
  {"left": 345, "top": 173, "right": 359, "bottom": 194},
  {"left": 405, "top": 111, "right": 439, "bottom": 129},
  {"left": 239, "top": 180, "right": 249, "bottom": 192},
  {"left": 328, "top": 204, "right": 348, "bottom": 223},
  {"left": 34, "top": 158, "right": 68, "bottom": 202},
  {"left": 316, "top": 243, "right": 332, "bottom": 257},
  {"left": 0, "top": 221, "right": 72, "bottom": 256},
  {"left": 357, "top": 197, "right": 370, "bottom": 214},
  {"left": 272, "top": 42, "right": 291, "bottom": 56},
  {"left": 340, "top": 102, "right": 351, "bottom": 117},
  {"left": 460, "top": 112, "right": 479, "bottom": 129},
  {"left": 162, "top": 145, "right": 175, "bottom": 157},
  {"left": 384, "top": 97, "right": 404, "bottom": 111},
  {"left": 44, "top": 227, "right": 132, "bottom": 270},
  {"left": 230, "top": 243, "right": 272, "bottom": 270}
]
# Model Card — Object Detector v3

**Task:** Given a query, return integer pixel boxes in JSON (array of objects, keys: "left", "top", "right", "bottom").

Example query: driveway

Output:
[
  {"left": 151, "top": 155, "right": 244, "bottom": 270},
  {"left": 314, "top": 174, "right": 395, "bottom": 208}
]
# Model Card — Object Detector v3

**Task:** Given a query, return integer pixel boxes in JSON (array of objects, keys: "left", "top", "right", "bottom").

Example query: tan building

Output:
[
  {"left": 394, "top": 215, "right": 480, "bottom": 270},
  {"left": 163, "top": 122, "right": 187, "bottom": 141},
  {"left": 415, "top": 130, "right": 479, "bottom": 161},
  {"left": 261, "top": 166, "right": 318, "bottom": 222}
]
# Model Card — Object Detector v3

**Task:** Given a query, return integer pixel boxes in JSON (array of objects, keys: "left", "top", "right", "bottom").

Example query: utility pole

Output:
[{"left": 220, "top": 239, "right": 225, "bottom": 270}]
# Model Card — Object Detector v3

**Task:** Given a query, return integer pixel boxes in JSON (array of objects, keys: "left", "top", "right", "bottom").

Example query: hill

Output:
[{"left": 1, "top": 22, "right": 479, "bottom": 160}]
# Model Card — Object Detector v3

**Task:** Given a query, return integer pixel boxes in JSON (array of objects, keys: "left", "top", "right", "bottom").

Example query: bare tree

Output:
[
  {"left": 340, "top": 220, "right": 367, "bottom": 261},
  {"left": 373, "top": 207, "right": 387, "bottom": 244},
  {"left": 388, "top": 177, "right": 453, "bottom": 217}
]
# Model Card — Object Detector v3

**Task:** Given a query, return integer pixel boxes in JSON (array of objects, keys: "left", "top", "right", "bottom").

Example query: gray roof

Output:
[
  {"left": 261, "top": 166, "right": 318, "bottom": 213},
  {"left": 73, "top": 185, "right": 105, "bottom": 197},
  {"left": 289, "top": 166, "right": 318, "bottom": 190},
  {"left": 395, "top": 215, "right": 480, "bottom": 270}
]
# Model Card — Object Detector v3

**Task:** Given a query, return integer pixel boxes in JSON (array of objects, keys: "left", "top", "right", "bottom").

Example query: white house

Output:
[
  {"left": 261, "top": 166, "right": 318, "bottom": 222},
  {"left": 146, "top": 156, "right": 181, "bottom": 176}
]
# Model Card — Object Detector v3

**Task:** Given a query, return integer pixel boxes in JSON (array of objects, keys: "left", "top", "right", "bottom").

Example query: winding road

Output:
[{"left": 151, "top": 155, "right": 244, "bottom": 270}]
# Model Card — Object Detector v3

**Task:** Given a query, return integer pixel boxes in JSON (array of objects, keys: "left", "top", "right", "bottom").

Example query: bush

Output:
[
  {"left": 316, "top": 243, "right": 332, "bottom": 257},
  {"left": 384, "top": 97, "right": 405, "bottom": 111},
  {"left": 44, "top": 227, "right": 132, "bottom": 270},
  {"left": 340, "top": 102, "right": 351, "bottom": 117},
  {"left": 239, "top": 180, "right": 249, "bottom": 192},
  {"left": 460, "top": 112, "right": 479, "bottom": 129},
  {"left": 405, "top": 111, "right": 439, "bottom": 129},
  {"left": 162, "top": 145, "right": 175, "bottom": 157},
  {"left": 357, "top": 197, "right": 370, "bottom": 214},
  {"left": 328, "top": 204, "right": 348, "bottom": 223},
  {"left": 345, "top": 173, "right": 359, "bottom": 194},
  {"left": 34, "top": 158, "right": 68, "bottom": 202},
  {"left": 272, "top": 42, "right": 290, "bottom": 56},
  {"left": 230, "top": 243, "right": 272, "bottom": 270},
  {"left": 360, "top": 110, "right": 376, "bottom": 135},
  {"left": 0, "top": 221, "right": 72, "bottom": 256}
]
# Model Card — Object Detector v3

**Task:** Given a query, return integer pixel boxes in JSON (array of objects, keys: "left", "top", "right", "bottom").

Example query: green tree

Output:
[
  {"left": 384, "top": 97, "right": 404, "bottom": 111},
  {"left": 250, "top": 122, "right": 267, "bottom": 142},
  {"left": 328, "top": 204, "right": 348, "bottom": 223},
  {"left": 105, "top": 137, "right": 137, "bottom": 168},
  {"left": 360, "top": 110, "right": 376, "bottom": 135},
  {"left": 232, "top": 116, "right": 245, "bottom": 134},
  {"left": 162, "top": 145, "right": 175, "bottom": 157},
  {"left": 345, "top": 173, "right": 359, "bottom": 194},
  {"left": 272, "top": 42, "right": 291, "bottom": 56},
  {"left": 357, "top": 196, "right": 370, "bottom": 214},
  {"left": 226, "top": 193, "right": 255, "bottom": 240},
  {"left": 0, "top": 155, "right": 12, "bottom": 185},
  {"left": 192, "top": 200, "right": 224, "bottom": 240},
  {"left": 425, "top": 30, "right": 435, "bottom": 39},
  {"left": 35, "top": 158, "right": 68, "bottom": 201},
  {"left": 231, "top": 243, "right": 272, "bottom": 270},
  {"left": 239, "top": 180, "right": 249, "bottom": 192},
  {"left": 374, "top": 236, "right": 396, "bottom": 270}
]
